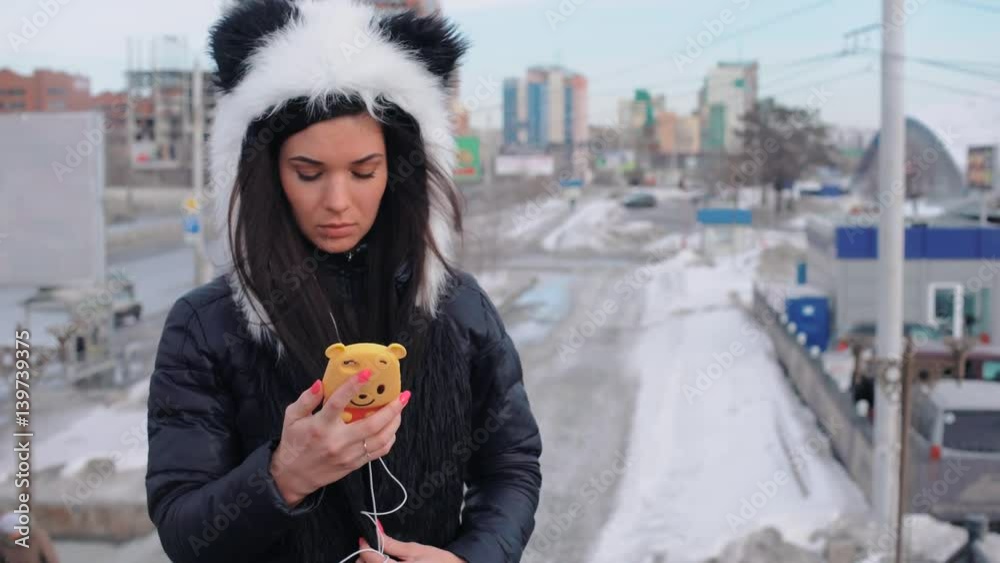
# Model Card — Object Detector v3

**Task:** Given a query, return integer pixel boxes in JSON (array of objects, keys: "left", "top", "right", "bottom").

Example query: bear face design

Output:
[{"left": 322, "top": 342, "right": 407, "bottom": 423}]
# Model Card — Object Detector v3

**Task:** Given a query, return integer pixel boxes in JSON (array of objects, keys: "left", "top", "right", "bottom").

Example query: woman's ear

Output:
[
  {"left": 388, "top": 343, "right": 407, "bottom": 360},
  {"left": 326, "top": 343, "right": 346, "bottom": 359}
]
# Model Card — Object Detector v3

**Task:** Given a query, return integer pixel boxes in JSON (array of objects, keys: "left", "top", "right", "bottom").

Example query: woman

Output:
[{"left": 144, "top": 2, "right": 542, "bottom": 562}]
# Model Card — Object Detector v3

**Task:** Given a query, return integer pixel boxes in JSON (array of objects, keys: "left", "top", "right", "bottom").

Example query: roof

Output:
[{"left": 926, "top": 380, "right": 1000, "bottom": 411}]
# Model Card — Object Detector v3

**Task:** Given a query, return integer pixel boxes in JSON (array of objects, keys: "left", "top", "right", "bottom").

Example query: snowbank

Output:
[{"left": 589, "top": 245, "right": 865, "bottom": 563}]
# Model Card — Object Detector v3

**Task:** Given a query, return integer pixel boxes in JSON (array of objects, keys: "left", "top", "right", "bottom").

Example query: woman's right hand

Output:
[{"left": 269, "top": 370, "right": 410, "bottom": 508}]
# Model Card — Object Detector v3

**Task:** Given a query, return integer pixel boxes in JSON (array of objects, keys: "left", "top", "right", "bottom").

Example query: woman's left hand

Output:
[{"left": 357, "top": 533, "right": 466, "bottom": 563}]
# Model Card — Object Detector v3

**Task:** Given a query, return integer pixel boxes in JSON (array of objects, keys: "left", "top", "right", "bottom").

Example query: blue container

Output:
[
  {"left": 796, "top": 262, "right": 807, "bottom": 285},
  {"left": 785, "top": 295, "right": 831, "bottom": 351}
]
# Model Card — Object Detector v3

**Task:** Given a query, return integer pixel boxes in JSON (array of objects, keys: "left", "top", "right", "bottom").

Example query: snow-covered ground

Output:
[{"left": 589, "top": 246, "right": 867, "bottom": 563}]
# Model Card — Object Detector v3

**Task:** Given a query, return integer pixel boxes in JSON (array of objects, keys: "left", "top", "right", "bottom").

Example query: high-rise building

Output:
[
  {"left": 503, "top": 66, "right": 588, "bottom": 151},
  {"left": 657, "top": 111, "right": 678, "bottom": 155},
  {"left": 569, "top": 75, "right": 588, "bottom": 147},
  {"left": 698, "top": 61, "right": 758, "bottom": 154}
]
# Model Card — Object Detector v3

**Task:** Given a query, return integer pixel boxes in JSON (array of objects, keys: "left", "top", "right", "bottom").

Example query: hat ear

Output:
[
  {"left": 376, "top": 11, "right": 470, "bottom": 87},
  {"left": 209, "top": 0, "right": 300, "bottom": 94}
]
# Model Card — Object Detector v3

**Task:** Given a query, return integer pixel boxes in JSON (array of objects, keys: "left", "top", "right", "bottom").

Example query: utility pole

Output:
[
  {"left": 874, "top": 0, "right": 906, "bottom": 561},
  {"left": 191, "top": 61, "right": 213, "bottom": 285}
]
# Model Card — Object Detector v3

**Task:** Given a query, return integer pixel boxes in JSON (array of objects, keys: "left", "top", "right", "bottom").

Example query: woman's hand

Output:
[
  {"left": 358, "top": 533, "right": 466, "bottom": 563},
  {"left": 269, "top": 371, "right": 410, "bottom": 507}
]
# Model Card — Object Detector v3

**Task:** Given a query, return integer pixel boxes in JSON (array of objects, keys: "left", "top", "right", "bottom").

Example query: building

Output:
[
  {"left": 656, "top": 111, "right": 677, "bottom": 155},
  {"left": 0, "top": 68, "right": 91, "bottom": 113},
  {"left": 807, "top": 220, "right": 1000, "bottom": 342},
  {"left": 675, "top": 114, "right": 701, "bottom": 155},
  {"left": 698, "top": 61, "right": 758, "bottom": 154},
  {"left": 502, "top": 66, "right": 588, "bottom": 152}
]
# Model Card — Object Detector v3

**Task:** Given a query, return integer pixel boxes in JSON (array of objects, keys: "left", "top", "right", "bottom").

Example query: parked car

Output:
[
  {"left": 913, "top": 380, "right": 1000, "bottom": 459},
  {"left": 622, "top": 192, "right": 656, "bottom": 208},
  {"left": 911, "top": 341, "right": 1000, "bottom": 382}
]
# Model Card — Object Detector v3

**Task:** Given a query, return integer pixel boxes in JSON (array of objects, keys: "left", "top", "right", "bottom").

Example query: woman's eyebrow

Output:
[
  {"left": 351, "top": 153, "right": 384, "bottom": 165},
  {"left": 288, "top": 155, "right": 324, "bottom": 166}
]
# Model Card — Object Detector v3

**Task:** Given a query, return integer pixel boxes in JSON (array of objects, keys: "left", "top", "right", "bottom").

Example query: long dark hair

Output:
[
  {"left": 224, "top": 97, "right": 472, "bottom": 561},
  {"left": 228, "top": 96, "right": 462, "bottom": 374}
]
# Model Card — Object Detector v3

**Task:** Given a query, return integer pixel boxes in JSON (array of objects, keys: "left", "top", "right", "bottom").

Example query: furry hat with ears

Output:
[{"left": 207, "top": 0, "right": 469, "bottom": 341}]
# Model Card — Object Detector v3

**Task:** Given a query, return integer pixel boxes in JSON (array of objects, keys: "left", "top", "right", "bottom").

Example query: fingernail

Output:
[
  {"left": 399, "top": 390, "right": 411, "bottom": 406},
  {"left": 377, "top": 519, "right": 384, "bottom": 534},
  {"left": 358, "top": 537, "right": 365, "bottom": 547},
  {"left": 309, "top": 380, "right": 322, "bottom": 395},
  {"left": 357, "top": 369, "right": 373, "bottom": 383}
]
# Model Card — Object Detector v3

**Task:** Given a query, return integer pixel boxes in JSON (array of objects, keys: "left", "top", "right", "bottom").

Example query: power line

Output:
[
  {"left": 857, "top": 48, "right": 1000, "bottom": 82},
  {"left": 941, "top": 0, "right": 1000, "bottom": 14},
  {"left": 575, "top": 0, "right": 835, "bottom": 86}
]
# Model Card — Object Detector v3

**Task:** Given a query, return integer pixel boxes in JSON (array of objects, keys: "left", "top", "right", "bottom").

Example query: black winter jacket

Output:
[{"left": 145, "top": 260, "right": 542, "bottom": 563}]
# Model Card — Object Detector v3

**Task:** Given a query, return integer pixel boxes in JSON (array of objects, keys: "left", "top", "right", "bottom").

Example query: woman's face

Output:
[{"left": 279, "top": 113, "right": 388, "bottom": 254}]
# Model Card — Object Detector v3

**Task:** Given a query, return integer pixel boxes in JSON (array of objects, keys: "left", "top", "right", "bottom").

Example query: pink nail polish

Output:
[
  {"left": 399, "top": 390, "right": 412, "bottom": 406},
  {"left": 309, "top": 380, "right": 322, "bottom": 395},
  {"left": 377, "top": 520, "right": 384, "bottom": 534},
  {"left": 357, "top": 369, "right": 373, "bottom": 383}
]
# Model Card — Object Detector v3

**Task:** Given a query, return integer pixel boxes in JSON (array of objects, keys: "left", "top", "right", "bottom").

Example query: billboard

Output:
[
  {"left": 0, "top": 112, "right": 106, "bottom": 285},
  {"left": 495, "top": 154, "right": 555, "bottom": 177},
  {"left": 454, "top": 136, "right": 481, "bottom": 182},
  {"left": 968, "top": 145, "right": 997, "bottom": 191}
]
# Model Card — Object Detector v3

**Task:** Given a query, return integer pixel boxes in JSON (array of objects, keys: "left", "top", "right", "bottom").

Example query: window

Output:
[
  {"left": 2, "top": 88, "right": 26, "bottom": 96},
  {"left": 47, "top": 87, "right": 67, "bottom": 96},
  {"left": 942, "top": 410, "right": 1000, "bottom": 453},
  {"left": 9, "top": 102, "right": 25, "bottom": 110},
  {"left": 983, "top": 361, "right": 1000, "bottom": 381},
  {"left": 48, "top": 100, "right": 66, "bottom": 110}
]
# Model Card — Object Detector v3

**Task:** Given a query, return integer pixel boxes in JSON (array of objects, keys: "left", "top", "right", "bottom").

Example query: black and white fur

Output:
[{"left": 208, "top": 0, "right": 468, "bottom": 345}]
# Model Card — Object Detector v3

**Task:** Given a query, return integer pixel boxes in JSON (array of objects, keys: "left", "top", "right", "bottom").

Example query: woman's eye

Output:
[
  {"left": 297, "top": 171, "right": 322, "bottom": 182},
  {"left": 352, "top": 171, "right": 376, "bottom": 180}
]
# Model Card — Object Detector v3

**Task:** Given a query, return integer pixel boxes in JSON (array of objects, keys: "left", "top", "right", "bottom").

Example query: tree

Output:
[{"left": 734, "top": 98, "right": 837, "bottom": 214}]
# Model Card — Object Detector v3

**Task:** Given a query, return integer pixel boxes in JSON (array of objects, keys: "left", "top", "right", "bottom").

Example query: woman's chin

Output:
[{"left": 314, "top": 235, "right": 361, "bottom": 255}]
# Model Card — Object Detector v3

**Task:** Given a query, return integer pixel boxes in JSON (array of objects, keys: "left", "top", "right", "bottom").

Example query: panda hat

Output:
[{"left": 208, "top": 0, "right": 469, "bottom": 341}]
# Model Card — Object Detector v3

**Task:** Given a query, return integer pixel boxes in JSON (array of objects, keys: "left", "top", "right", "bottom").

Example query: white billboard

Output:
[
  {"left": 495, "top": 154, "right": 556, "bottom": 178},
  {"left": 0, "top": 112, "right": 106, "bottom": 286}
]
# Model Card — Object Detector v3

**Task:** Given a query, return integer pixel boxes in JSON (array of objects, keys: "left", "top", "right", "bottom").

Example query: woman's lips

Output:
[{"left": 318, "top": 224, "right": 355, "bottom": 237}]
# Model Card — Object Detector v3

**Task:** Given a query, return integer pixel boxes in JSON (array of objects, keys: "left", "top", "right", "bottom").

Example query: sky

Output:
[{"left": 3, "top": 0, "right": 1000, "bottom": 142}]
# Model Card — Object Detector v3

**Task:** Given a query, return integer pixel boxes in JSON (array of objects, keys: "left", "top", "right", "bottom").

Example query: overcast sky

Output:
[{"left": 4, "top": 0, "right": 1000, "bottom": 148}]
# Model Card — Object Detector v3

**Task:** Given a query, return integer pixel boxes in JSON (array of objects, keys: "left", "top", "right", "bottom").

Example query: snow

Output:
[
  {"left": 589, "top": 243, "right": 866, "bottom": 563},
  {"left": 25, "top": 405, "right": 148, "bottom": 479},
  {"left": 540, "top": 197, "right": 667, "bottom": 253}
]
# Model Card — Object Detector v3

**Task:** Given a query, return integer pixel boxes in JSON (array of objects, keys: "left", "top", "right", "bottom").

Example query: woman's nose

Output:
[{"left": 321, "top": 174, "right": 351, "bottom": 212}]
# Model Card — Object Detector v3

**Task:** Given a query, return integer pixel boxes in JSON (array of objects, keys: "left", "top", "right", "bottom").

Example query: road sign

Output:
[
  {"left": 183, "top": 215, "right": 200, "bottom": 243},
  {"left": 183, "top": 196, "right": 201, "bottom": 214}
]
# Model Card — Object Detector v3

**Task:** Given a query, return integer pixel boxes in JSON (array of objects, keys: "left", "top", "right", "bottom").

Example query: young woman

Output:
[{"left": 144, "top": 2, "right": 542, "bottom": 562}]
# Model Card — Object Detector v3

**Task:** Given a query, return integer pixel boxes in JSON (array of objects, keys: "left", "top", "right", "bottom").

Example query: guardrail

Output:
[{"left": 751, "top": 286, "right": 1000, "bottom": 529}]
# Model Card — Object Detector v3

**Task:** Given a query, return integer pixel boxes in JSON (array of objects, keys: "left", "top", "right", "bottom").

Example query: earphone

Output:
[{"left": 336, "top": 458, "right": 409, "bottom": 563}]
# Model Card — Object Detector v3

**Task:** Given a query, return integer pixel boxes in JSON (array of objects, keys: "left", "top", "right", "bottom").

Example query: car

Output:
[
  {"left": 913, "top": 379, "right": 1000, "bottom": 459},
  {"left": 622, "top": 192, "right": 656, "bottom": 208}
]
